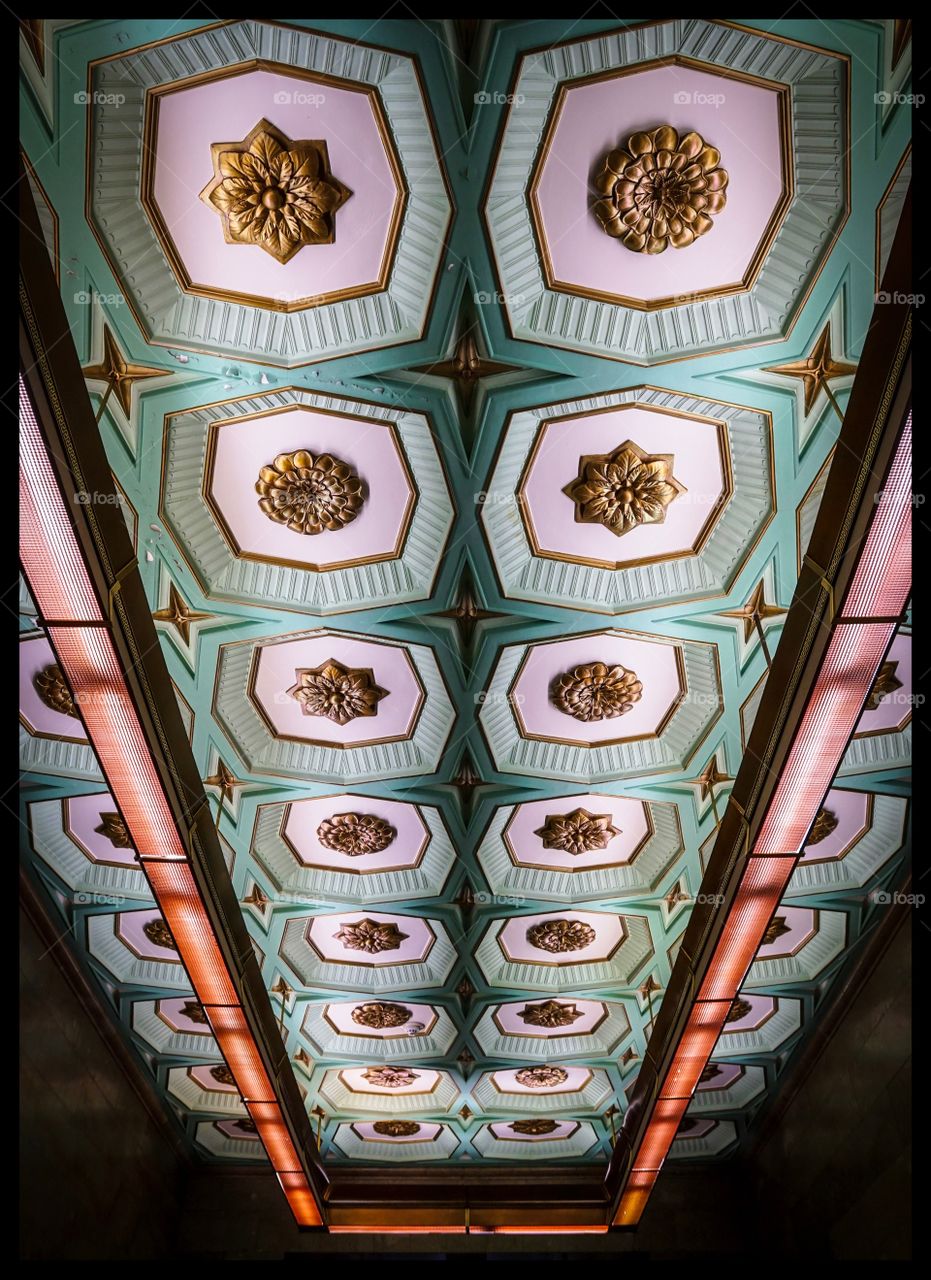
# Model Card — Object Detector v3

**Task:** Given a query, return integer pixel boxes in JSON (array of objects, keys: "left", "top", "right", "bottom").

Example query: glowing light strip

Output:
[
  {"left": 615, "top": 412, "right": 911, "bottom": 1226},
  {"left": 19, "top": 381, "right": 323, "bottom": 1228}
]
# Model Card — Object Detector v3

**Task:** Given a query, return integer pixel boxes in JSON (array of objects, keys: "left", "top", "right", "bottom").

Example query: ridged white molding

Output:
[
  {"left": 471, "top": 1069, "right": 613, "bottom": 1115},
  {"left": 28, "top": 798, "right": 152, "bottom": 903},
  {"left": 479, "top": 632, "right": 721, "bottom": 784},
  {"left": 476, "top": 797, "right": 683, "bottom": 903},
  {"left": 213, "top": 629, "right": 455, "bottom": 784},
  {"left": 482, "top": 387, "right": 774, "bottom": 614},
  {"left": 87, "top": 21, "right": 450, "bottom": 365},
  {"left": 745, "top": 910, "right": 847, "bottom": 986},
  {"left": 485, "top": 19, "right": 847, "bottom": 364},
  {"left": 787, "top": 793, "right": 908, "bottom": 896},
  {"left": 87, "top": 912, "right": 191, "bottom": 990},
  {"left": 250, "top": 799, "right": 455, "bottom": 905},
  {"left": 161, "top": 388, "right": 454, "bottom": 615},
  {"left": 474, "top": 913, "right": 654, "bottom": 992},
  {"left": 318, "top": 1070, "right": 458, "bottom": 1116},
  {"left": 131, "top": 999, "right": 222, "bottom": 1058},
  {"left": 279, "top": 913, "right": 455, "bottom": 993},
  {"left": 332, "top": 1123, "right": 458, "bottom": 1162},
  {"left": 300, "top": 1000, "right": 458, "bottom": 1061},
  {"left": 471, "top": 1121, "right": 597, "bottom": 1161}
]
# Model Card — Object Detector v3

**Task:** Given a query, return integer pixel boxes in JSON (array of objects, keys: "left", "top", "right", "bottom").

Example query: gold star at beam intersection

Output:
[
  {"left": 152, "top": 582, "right": 213, "bottom": 645},
  {"left": 764, "top": 323, "right": 855, "bottom": 418},
  {"left": 82, "top": 325, "right": 164, "bottom": 418},
  {"left": 718, "top": 580, "right": 787, "bottom": 644}
]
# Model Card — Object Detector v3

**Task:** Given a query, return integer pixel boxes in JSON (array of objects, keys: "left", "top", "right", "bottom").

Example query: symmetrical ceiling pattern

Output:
[{"left": 20, "top": 17, "right": 911, "bottom": 1179}]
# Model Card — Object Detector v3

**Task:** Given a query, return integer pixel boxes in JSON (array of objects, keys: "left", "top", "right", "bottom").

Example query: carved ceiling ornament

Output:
[
  {"left": 526, "top": 918, "right": 597, "bottom": 954},
  {"left": 593, "top": 125, "right": 728, "bottom": 253},
  {"left": 287, "top": 659, "right": 388, "bottom": 725},
  {"left": 865, "top": 660, "right": 903, "bottom": 712},
  {"left": 514, "top": 1066, "right": 569, "bottom": 1089},
  {"left": 95, "top": 812, "right": 132, "bottom": 849},
  {"left": 201, "top": 119, "right": 351, "bottom": 264},
  {"left": 762, "top": 915, "right": 791, "bottom": 947},
  {"left": 181, "top": 1000, "right": 208, "bottom": 1026},
  {"left": 807, "top": 808, "right": 839, "bottom": 846},
  {"left": 563, "top": 441, "right": 686, "bottom": 538},
  {"left": 517, "top": 1000, "right": 583, "bottom": 1029},
  {"left": 256, "top": 451, "right": 365, "bottom": 536},
  {"left": 317, "top": 812, "right": 396, "bottom": 856},
  {"left": 535, "top": 808, "right": 620, "bottom": 855},
  {"left": 725, "top": 997, "right": 753, "bottom": 1025},
  {"left": 351, "top": 1001, "right": 412, "bottom": 1030},
  {"left": 34, "top": 663, "right": 78, "bottom": 718},
  {"left": 551, "top": 661, "right": 643, "bottom": 722},
  {"left": 233, "top": 1118, "right": 257, "bottom": 1135},
  {"left": 334, "top": 918, "right": 408, "bottom": 955},
  {"left": 509, "top": 1118, "right": 559, "bottom": 1136},
  {"left": 210, "top": 1063, "right": 236, "bottom": 1087},
  {"left": 372, "top": 1120, "right": 421, "bottom": 1137},
  {"left": 361, "top": 1066, "right": 420, "bottom": 1088},
  {"left": 142, "top": 918, "right": 176, "bottom": 951}
]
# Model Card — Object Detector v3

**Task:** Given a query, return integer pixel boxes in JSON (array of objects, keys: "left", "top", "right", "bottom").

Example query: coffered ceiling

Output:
[{"left": 20, "top": 17, "right": 911, "bottom": 1189}]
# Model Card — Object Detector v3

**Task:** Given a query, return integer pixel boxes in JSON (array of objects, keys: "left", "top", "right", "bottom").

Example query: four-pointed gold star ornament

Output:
[
  {"left": 763, "top": 323, "right": 856, "bottom": 417},
  {"left": 200, "top": 119, "right": 351, "bottom": 264},
  {"left": 694, "top": 756, "right": 733, "bottom": 802},
  {"left": 82, "top": 325, "right": 164, "bottom": 418},
  {"left": 152, "top": 582, "right": 214, "bottom": 645},
  {"left": 718, "top": 580, "right": 788, "bottom": 644},
  {"left": 202, "top": 758, "right": 243, "bottom": 804}
]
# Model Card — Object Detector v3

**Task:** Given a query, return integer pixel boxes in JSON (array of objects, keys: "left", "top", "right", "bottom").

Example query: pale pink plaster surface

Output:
[
  {"left": 305, "top": 912, "right": 434, "bottom": 964},
  {"left": 152, "top": 70, "right": 399, "bottom": 301},
  {"left": 20, "top": 634, "right": 88, "bottom": 740},
  {"left": 65, "top": 792, "right": 138, "bottom": 867},
  {"left": 490, "top": 1065, "right": 593, "bottom": 1095},
  {"left": 523, "top": 408, "right": 726, "bottom": 564},
  {"left": 799, "top": 788, "right": 870, "bottom": 863},
  {"left": 496, "top": 910, "right": 625, "bottom": 964},
  {"left": 282, "top": 795, "right": 429, "bottom": 871},
  {"left": 322, "top": 1000, "right": 437, "bottom": 1038},
  {"left": 251, "top": 635, "right": 420, "bottom": 745},
  {"left": 337, "top": 1066, "right": 441, "bottom": 1095},
  {"left": 854, "top": 634, "right": 912, "bottom": 735},
  {"left": 535, "top": 64, "right": 784, "bottom": 302},
  {"left": 494, "top": 999, "right": 608, "bottom": 1037},
  {"left": 506, "top": 793, "right": 650, "bottom": 870},
  {"left": 208, "top": 408, "right": 412, "bottom": 567},
  {"left": 512, "top": 633, "right": 683, "bottom": 744}
]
